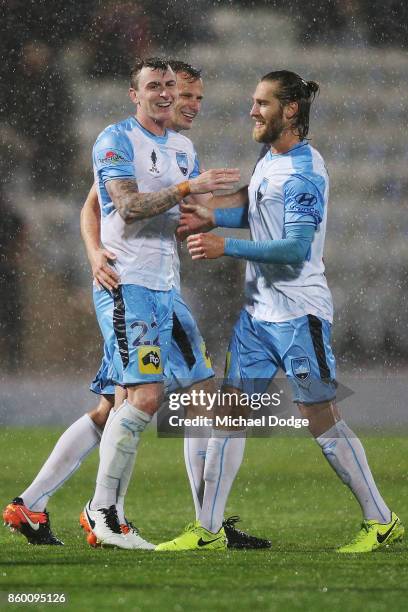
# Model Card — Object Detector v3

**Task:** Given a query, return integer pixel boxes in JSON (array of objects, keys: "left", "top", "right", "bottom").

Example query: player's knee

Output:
[
  {"left": 89, "top": 395, "right": 114, "bottom": 429},
  {"left": 183, "top": 377, "right": 217, "bottom": 418},
  {"left": 127, "top": 384, "right": 163, "bottom": 415},
  {"left": 298, "top": 400, "right": 339, "bottom": 437},
  {"left": 213, "top": 385, "right": 251, "bottom": 422}
]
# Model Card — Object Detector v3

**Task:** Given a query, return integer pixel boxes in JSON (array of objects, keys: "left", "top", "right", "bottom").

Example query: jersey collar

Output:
[
  {"left": 266, "top": 140, "right": 308, "bottom": 160},
  {"left": 131, "top": 116, "right": 169, "bottom": 144}
]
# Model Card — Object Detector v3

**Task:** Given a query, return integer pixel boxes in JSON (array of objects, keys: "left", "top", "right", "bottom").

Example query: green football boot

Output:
[
  {"left": 337, "top": 512, "right": 404, "bottom": 553},
  {"left": 155, "top": 522, "right": 227, "bottom": 551}
]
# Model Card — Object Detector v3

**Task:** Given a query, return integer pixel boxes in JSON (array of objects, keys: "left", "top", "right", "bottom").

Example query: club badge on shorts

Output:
[{"left": 291, "top": 357, "right": 310, "bottom": 381}]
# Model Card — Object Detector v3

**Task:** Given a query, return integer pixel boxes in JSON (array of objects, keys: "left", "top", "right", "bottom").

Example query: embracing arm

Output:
[
  {"left": 80, "top": 183, "right": 101, "bottom": 256},
  {"left": 106, "top": 179, "right": 188, "bottom": 224},
  {"left": 105, "top": 168, "right": 240, "bottom": 225},
  {"left": 178, "top": 198, "right": 249, "bottom": 239},
  {"left": 188, "top": 185, "right": 248, "bottom": 210},
  {"left": 80, "top": 183, "right": 120, "bottom": 290}
]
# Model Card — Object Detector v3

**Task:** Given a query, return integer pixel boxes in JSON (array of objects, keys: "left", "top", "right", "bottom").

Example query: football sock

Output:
[
  {"left": 116, "top": 451, "right": 137, "bottom": 525},
  {"left": 21, "top": 414, "right": 102, "bottom": 512},
  {"left": 317, "top": 419, "right": 391, "bottom": 523},
  {"left": 92, "top": 400, "right": 151, "bottom": 511},
  {"left": 199, "top": 429, "right": 246, "bottom": 533},
  {"left": 184, "top": 426, "right": 211, "bottom": 519}
]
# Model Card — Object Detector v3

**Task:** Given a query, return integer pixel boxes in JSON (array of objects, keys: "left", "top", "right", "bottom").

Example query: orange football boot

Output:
[{"left": 3, "top": 498, "right": 63, "bottom": 545}]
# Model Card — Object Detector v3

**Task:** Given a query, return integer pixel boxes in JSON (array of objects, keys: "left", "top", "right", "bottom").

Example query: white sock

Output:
[
  {"left": 92, "top": 400, "right": 150, "bottom": 510},
  {"left": 21, "top": 414, "right": 101, "bottom": 512},
  {"left": 199, "top": 429, "right": 246, "bottom": 533},
  {"left": 184, "top": 427, "right": 211, "bottom": 520},
  {"left": 116, "top": 452, "right": 137, "bottom": 525},
  {"left": 317, "top": 419, "right": 391, "bottom": 523}
]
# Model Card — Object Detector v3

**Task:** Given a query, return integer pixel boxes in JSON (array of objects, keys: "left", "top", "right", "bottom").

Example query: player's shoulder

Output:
[
  {"left": 306, "top": 142, "right": 326, "bottom": 167},
  {"left": 166, "top": 129, "right": 195, "bottom": 153},
  {"left": 292, "top": 141, "right": 325, "bottom": 167},
  {"left": 95, "top": 117, "right": 135, "bottom": 145},
  {"left": 289, "top": 142, "right": 327, "bottom": 181}
]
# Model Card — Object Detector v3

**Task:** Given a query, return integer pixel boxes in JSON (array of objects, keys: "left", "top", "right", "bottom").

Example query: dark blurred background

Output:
[{"left": 1, "top": 0, "right": 408, "bottom": 420}]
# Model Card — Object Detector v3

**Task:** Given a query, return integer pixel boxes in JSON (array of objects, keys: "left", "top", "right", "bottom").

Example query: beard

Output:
[{"left": 253, "top": 112, "right": 285, "bottom": 144}]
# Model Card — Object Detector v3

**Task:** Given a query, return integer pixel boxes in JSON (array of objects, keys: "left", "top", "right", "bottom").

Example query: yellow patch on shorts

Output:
[
  {"left": 200, "top": 342, "right": 212, "bottom": 369},
  {"left": 138, "top": 346, "right": 162, "bottom": 374},
  {"left": 224, "top": 351, "right": 231, "bottom": 377}
]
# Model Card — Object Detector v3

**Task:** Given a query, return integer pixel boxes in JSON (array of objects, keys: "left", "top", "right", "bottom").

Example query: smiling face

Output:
[
  {"left": 170, "top": 73, "right": 204, "bottom": 131},
  {"left": 250, "top": 80, "right": 287, "bottom": 144},
  {"left": 129, "top": 66, "right": 178, "bottom": 132}
]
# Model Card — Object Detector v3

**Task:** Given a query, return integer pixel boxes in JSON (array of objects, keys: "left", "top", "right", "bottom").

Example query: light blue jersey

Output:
[
  {"left": 246, "top": 141, "right": 333, "bottom": 323},
  {"left": 93, "top": 116, "right": 200, "bottom": 291}
]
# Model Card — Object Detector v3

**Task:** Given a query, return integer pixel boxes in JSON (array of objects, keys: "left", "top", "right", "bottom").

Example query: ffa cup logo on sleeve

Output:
[
  {"left": 98, "top": 149, "right": 127, "bottom": 165},
  {"left": 291, "top": 357, "right": 310, "bottom": 380},
  {"left": 176, "top": 152, "right": 188, "bottom": 176},
  {"left": 256, "top": 178, "right": 269, "bottom": 205}
]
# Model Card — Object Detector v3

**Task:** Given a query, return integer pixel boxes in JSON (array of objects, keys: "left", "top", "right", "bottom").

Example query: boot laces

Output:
[{"left": 101, "top": 506, "right": 122, "bottom": 534}]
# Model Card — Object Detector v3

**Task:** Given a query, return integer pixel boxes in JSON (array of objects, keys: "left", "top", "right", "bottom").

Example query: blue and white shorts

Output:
[
  {"left": 92, "top": 284, "right": 174, "bottom": 388},
  {"left": 91, "top": 289, "right": 214, "bottom": 395},
  {"left": 224, "top": 309, "right": 337, "bottom": 405}
]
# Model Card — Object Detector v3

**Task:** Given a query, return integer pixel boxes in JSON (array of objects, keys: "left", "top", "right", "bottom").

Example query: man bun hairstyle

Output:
[
  {"left": 168, "top": 59, "right": 202, "bottom": 82},
  {"left": 261, "top": 70, "right": 319, "bottom": 139},
  {"left": 130, "top": 57, "right": 172, "bottom": 89}
]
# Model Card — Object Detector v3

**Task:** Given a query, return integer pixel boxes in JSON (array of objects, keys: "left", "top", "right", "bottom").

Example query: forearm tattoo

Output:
[{"left": 106, "top": 179, "right": 182, "bottom": 223}]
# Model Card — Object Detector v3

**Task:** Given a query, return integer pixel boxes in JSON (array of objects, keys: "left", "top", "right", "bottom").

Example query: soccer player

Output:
[
  {"left": 3, "top": 57, "right": 239, "bottom": 549},
  {"left": 156, "top": 70, "right": 404, "bottom": 553},
  {"left": 80, "top": 61, "right": 270, "bottom": 550}
]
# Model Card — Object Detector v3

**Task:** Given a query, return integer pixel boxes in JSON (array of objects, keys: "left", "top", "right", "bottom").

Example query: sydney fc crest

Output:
[
  {"left": 291, "top": 357, "right": 310, "bottom": 381},
  {"left": 176, "top": 152, "right": 188, "bottom": 176},
  {"left": 256, "top": 178, "right": 269, "bottom": 205}
]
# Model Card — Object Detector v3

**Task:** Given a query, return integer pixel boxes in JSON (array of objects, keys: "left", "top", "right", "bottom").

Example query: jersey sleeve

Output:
[
  {"left": 283, "top": 174, "right": 325, "bottom": 226},
  {"left": 93, "top": 129, "right": 135, "bottom": 184},
  {"left": 188, "top": 149, "right": 200, "bottom": 179}
]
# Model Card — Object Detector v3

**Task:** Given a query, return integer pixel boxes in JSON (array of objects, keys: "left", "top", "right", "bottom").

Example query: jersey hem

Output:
[{"left": 245, "top": 303, "right": 333, "bottom": 324}]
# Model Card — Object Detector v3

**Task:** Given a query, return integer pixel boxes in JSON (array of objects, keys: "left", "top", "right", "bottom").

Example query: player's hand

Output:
[
  {"left": 90, "top": 248, "right": 120, "bottom": 290},
  {"left": 187, "top": 233, "right": 225, "bottom": 260},
  {"left": 177, "top": 202, "right": 215, "bottom": 241},
  {"left": 189, "top": 168, "right": 240, "bottom": 194}
]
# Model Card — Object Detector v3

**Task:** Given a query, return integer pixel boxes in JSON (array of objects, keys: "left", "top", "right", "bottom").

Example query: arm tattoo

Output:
[{"left": 106, "top": 179, "right": 182, "bottom": 223}]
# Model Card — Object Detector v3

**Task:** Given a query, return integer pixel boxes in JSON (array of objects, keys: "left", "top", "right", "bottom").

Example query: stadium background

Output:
[
  {"left": 1, "top": 3, "right": 408, "bottom": 611},
  {"left": 1, "top": 0, "right": 408, "bottom": 425}
]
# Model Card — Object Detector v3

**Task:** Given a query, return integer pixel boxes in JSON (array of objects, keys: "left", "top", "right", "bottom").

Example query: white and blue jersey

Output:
[
  {"left": 93, "top": 115, "right": 200, "bottom": 291},
  {"left": 224, "top": 141, "right": 336, "bottom": 404},
  {"left": 90, "top": 119, "right": 214, "bottom": 391},
  {"left": 246, "top": 140, "right": 333, "bottom": 323}
]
